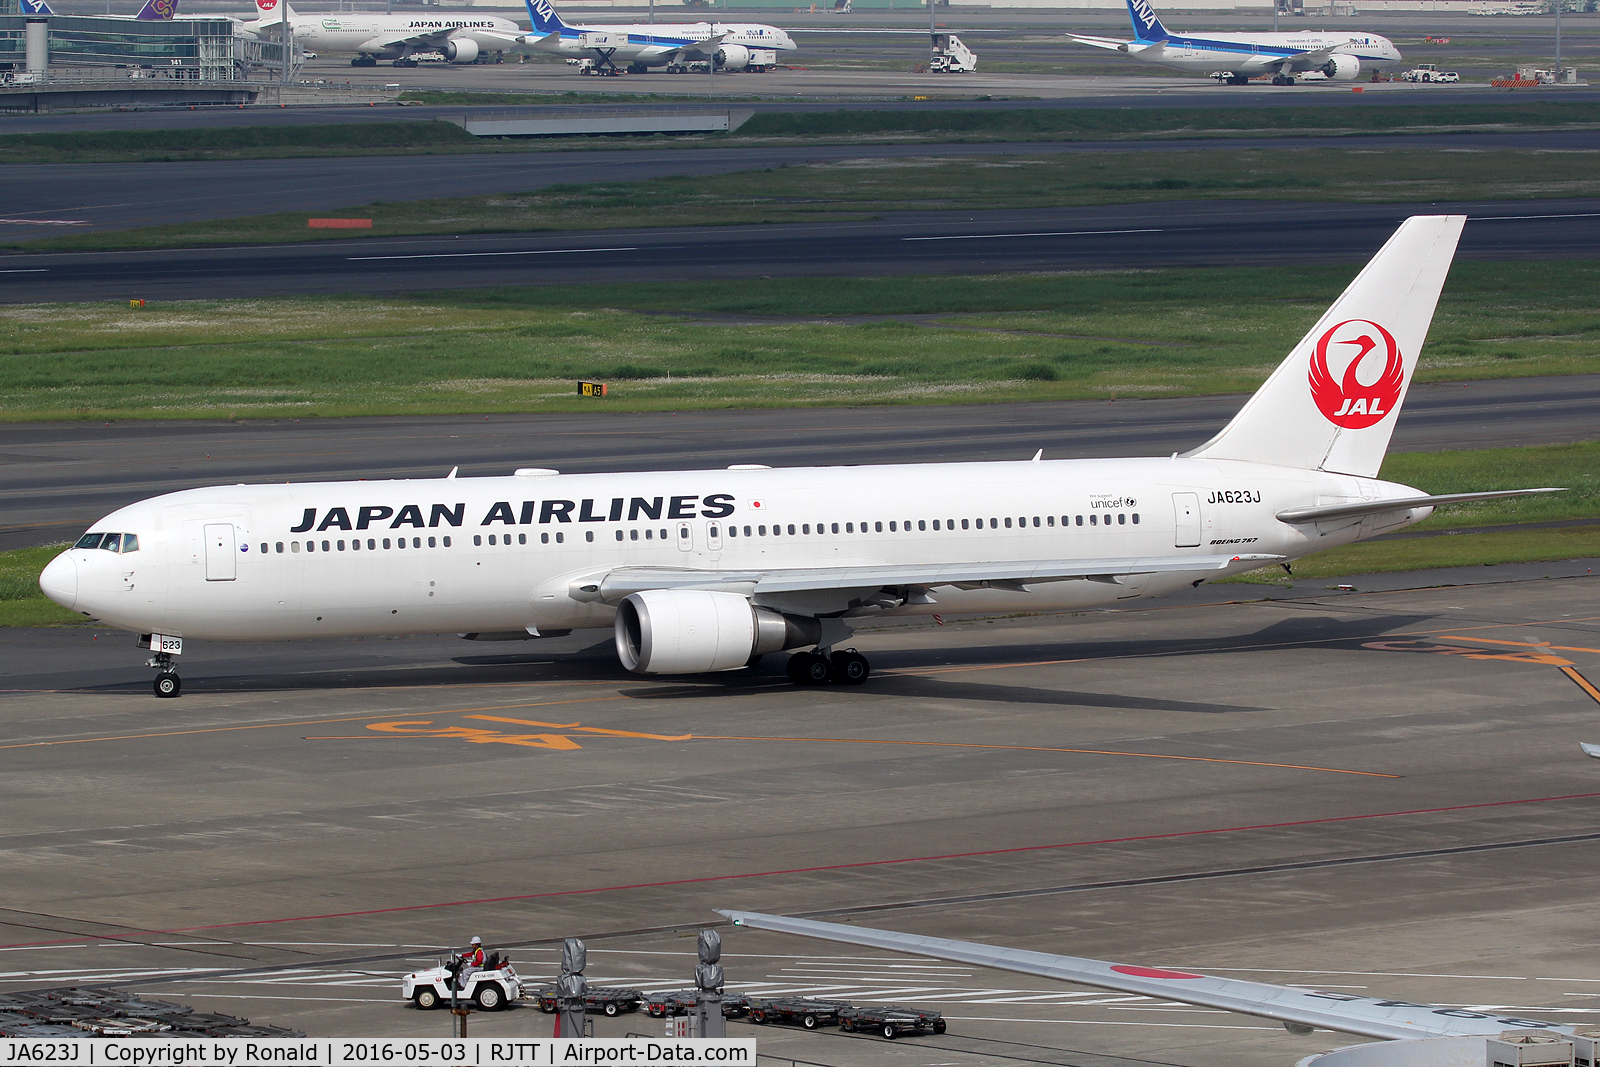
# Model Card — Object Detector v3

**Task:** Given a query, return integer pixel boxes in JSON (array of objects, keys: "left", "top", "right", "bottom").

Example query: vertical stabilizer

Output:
[
  {"left": 254, "top": 0, "right": 295, "bottom": 21},
  {"left": 135, "top": 0, "right": 177, "bottom": 19},
  {"left": 524, "top": 0, "right": 571, "bottom": 35},
  {"left": 1184, "top": 215, "right": 1465, "bottom": 478},
  {"left": 1125, "top": 0, "right": 1170, "bottom": 41}
]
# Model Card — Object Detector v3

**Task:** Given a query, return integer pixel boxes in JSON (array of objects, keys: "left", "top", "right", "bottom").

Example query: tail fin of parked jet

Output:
[
  {"left": 1185, "top": 214, "right": 1465, "bottom": 479},
  {"left": 19, "top": 0, "right": 55, "bottom": 13},
  {"left": 254, "top": 0, "right": 295, "bottom": 20},
  {"left": 524, "top": 0, "right": 572, "bottom": 36},
  {"left": 135, "top": 0, "right": 177, "bottom": 19},
  {"left": 1124, "top": 0, "right": 1170, "bottom": 42}
]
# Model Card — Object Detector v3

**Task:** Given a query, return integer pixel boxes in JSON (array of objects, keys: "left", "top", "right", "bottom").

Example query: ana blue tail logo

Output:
[
  {"left": 524, "top": 0, "right": 569, "bottom": 34},
  {"left": 19, "top": 0, "right": 55, "bottom": 14},
  {"left": 1125, "top": 0, "right": 1169, "bottom": 41}
]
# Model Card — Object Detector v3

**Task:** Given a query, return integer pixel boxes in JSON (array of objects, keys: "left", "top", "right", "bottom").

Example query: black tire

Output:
[
  {"left": 932, "top": 1019, "right": 946, "bottom": 1034},
  {"left": 787, "top": 652, "right": 831, "bottom": 685},
  {"left": 473, "top": 984, "right": 503, "bottom": 1011},
  {"left": 154, "top": 672, "right": 180, "bottom": 698},
  {"left": 840, "top": 1018, "right": 855, "bottom": 1033},
  {"left": 603, "top": 1001, "right": 620, "bottom": 1017},
  {"left": 750, "top": 1009, "right": 767, "bottom": 1025},
  {"left": 802, "top": 1014, "right": 818, "bottom": 1030},
  {"left": 882, "top": 1022, "right": 897, "bottom": 1039},
  {"left": 831, "top": 650, "right": 870, "bottom": 685},
  {"left": 414, "top": 988, "right": 440, "bottom": 1010}
]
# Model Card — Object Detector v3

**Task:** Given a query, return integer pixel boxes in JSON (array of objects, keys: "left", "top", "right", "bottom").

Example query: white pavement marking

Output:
[
  {"left": 904, "top": 229, "right": 1163, "bottom": 242},
  {"left": 346, "top": 248, "right": 638, "bottom": 262},
  {"left": 0, "top": 269, "right": 48, "bottom": 274},
  {"left": 1475, "top": 213, "right": 1600, "bottom": 222}
]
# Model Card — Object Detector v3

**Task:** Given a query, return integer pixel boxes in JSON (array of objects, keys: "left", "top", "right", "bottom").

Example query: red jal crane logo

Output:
[{"left": 1308, "top": 318, "right": 1403, "bottom": 429}]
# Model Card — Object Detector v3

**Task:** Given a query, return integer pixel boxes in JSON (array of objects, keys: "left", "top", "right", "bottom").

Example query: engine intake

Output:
[
  {"left": 614, "top": 589, "right": 819, "bottom": 674},
  {"left": 716, "top": 44, "right": 750, "bottom": 70},
  {"left": 445, "top": 37, "right": 479, "bottom": 63},
  {"left": 1321, "top": 53, "right": 1360, "bottom": 80}
]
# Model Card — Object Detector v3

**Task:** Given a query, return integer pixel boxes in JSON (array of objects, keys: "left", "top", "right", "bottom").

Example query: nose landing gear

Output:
[{"left": 148, "top": 650, "right": 181, "bottom": 698}]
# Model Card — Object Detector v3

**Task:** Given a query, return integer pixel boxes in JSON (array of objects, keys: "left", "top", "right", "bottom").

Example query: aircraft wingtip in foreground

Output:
[
  {"left": 1071, "top": 0, "right": 1401, "bottom": 84},
  {"left": 40, "top": 215, "right": 1563, "bottom": 697},
  {"left": 716, "top": 909, "right": 1579, "bottom": 1043}
]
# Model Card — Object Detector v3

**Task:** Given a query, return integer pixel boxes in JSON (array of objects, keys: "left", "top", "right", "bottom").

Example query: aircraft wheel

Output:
[
  {"left": 787, "top": 651, "right": 831, "bottom": 686},
  {"left": 830, "top": 650, "right": 870, "bottom": 685},
  {"left": 154, "top": 672, "right": 181, "bottom": 698}
]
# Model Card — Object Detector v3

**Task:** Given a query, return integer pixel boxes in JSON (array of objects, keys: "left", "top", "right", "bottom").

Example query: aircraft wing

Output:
[
  {"left": 718, "top": 911, "right": 1574, "bottom": 1041},
  {"left": 577, "top": 552, "right": 1281, "bottom": 603},
  {"left": 1064, "top": 32, "right": 1133, "bottom": 51},
  {"left": 368, "top": 26, "right": 523, "bottom": 49},
  {"left": 1275, "top": 488, "right": 1565, "bottom": 525},
  {"left": 1283, "top": 38, "right": 1357, "bottom": 63}
]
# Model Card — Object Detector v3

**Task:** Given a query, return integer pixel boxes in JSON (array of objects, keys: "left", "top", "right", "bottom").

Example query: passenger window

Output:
[
  {"left": 728, "top": 526, "right": 738, "bottom": 538},
  {"left": 1132, "top": 513, "right": 1140, "bottom": 524},
  {"left": 443, "top": 536, "right": 452, "bottom": 547},
  {"left": 660, "top": 529, "right": 667, "bottom": 539},
  {"left": 989, "top": 518, "right": 998, "bottom": 529},
  {"left": 415, "top": 538, "right": 423, "bottom": 548},
  {"left": 557, "top": 532, "right": 565, "bottom": 544},
  {"left": 260, "top": 543, "right": 268, "bottom": 554},
  {"left": 1004, "top": 517, "right": 1012, "bottom": 529},
  {"left": 385, "top": 538, "right": 393, "bottom": 548},
  {"left": 787, "top": 524, "right": 796, "bottom": 535},
  {"left": 846, "top": 523, "right": 854, "bottom": 533},
  {"left": 1076, "top": 515, "right": 1084, "bottom": 526},
  {"left": 759, "top": 525, "right": 767, "bottom": 536},
  {"left": 932, "top": 520, "right": 941, "bottom": 531},
  {"left": 541, "top": 533, "right": 549, "bottom": 544},
  {"left": 616, "top": 530, "right": 624, "bottom": 541},
  {"left": 351, "top": 540, "right": 361, "bottom": 551},
  {"left": 586, "top": 531, "right": 594, "bottom": 542},
  {"left": 889, "top": 522, "right": 897, "bottom": 532},
  {"left": 291, "top": 541, "right": 300, "bottom": 553},
  {"left": 631, "top": 529, "right": 639, "bottom": 541},
  {"left": 1119, "top": 514, "right": 1126, "bottom": 525},
  {"left": 1090, "top": 515, "right": 1097, "bottom": 526},
  {"left": 396, "top": 538, "right": 405, "bottom": 550},
  {"left": 918, "top": 520, "right": 926, "bottom": 531},
  {"left": 305, "top": 541, "right": 314, "bottom": 553},
  {"left": 874, "top": 522, "right": 882, "bottom": 532},
  {"left": 367, "top": 539, "right": 376, "bottom": 550},
  {"left": 322, "top": 540, "right": 330, "bottom": 552},
  {"left": 961, "top": 519, "right": 969, "bottom": 530},
  {"left": 75, "top": 533, "right": 104, "bottom": 550},
  {"left": 276, "top": 542, "right": 284, "bottom": 554},
  {"left": 488, "top": 534, "right": 496, "bottom": 546},
  {"left": 337, "top": 540, "right": 346, "bottom": 551},
  {"left": 473, "top": 535, "right": 482, "bottom": 546},
  {"left": 430, "top": 537, "right": 438, "bottom": 547},
  {"left": 1033, "top": 517, "right": 1040, "bottom": 527},
  {"left": 802, "top": 524, "right": 811, "bottom": 534},
  {"left": 1048, "top": 516, "right": 1056, "bottom": 527},
  {"left": 831, "top": 523, "right": 839, "bottom": 534}
]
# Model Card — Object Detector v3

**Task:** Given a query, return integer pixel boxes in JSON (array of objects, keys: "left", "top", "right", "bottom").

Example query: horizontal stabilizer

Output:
[
  {"left": 718, "top": 910, "right": 1573, "bottom": 1041},
  {"left": 1064, "top": 33, "right": 1131, "bottom": 51},
  {"left": 1275, "top": 487, "right": 1565, "bottom": 524}
]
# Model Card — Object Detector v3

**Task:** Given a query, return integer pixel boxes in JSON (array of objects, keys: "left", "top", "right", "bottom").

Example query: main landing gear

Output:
[
  {"left": 149, "top": 651, "right": 181, "bottom": 698},
  {"left": 786, "top": 648, "right": 870, "bottom": 686}
]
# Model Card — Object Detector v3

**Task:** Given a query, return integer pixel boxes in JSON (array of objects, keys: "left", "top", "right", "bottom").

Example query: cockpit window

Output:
[
  {"left": 75, "top": 532, "right": 138, "bottom": 552},
  {"left": 121, "top": 534, "right": 138, "bottom": 553},
  {"left": 75, "top": 533, "right": 104, "bottom": 550},
  {"left": 101, "top": 534, "right": 121, "bottom": 552}
]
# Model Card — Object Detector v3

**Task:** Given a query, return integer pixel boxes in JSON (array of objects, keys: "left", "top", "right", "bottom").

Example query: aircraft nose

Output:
[{"left": 38, "top": 552, "right": 77, "bottom": 610}]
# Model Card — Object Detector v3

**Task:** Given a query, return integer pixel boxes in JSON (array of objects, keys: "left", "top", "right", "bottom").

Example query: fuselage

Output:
[
  {"left": 246, "top": 13, "right": 520, "bottom": 55},
  {"left": 529, "top": 21, "right": 796, "bottom": 64},
  {"left": 41, "top": 457, "right": 1431, "bottom": 643},
  {"left": 1128, "top": 30, "right": 1401, "bottom": 75}
]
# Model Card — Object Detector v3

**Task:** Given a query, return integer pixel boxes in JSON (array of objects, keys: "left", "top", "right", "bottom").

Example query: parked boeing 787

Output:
[{"left": 40, "top": 216, "right": 1558, "bottom": 698}]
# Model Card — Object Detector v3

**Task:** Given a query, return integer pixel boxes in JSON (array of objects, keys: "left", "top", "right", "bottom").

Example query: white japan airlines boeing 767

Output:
[{"left": 39, "top": 216, "right": 1559, "bottom": 699}]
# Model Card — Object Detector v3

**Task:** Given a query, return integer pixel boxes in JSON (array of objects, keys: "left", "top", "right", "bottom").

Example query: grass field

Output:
[
  {"left": 15, "top": 143, "right": 1600, "bottom": 254},
  {"left": 3, "top": 101, "right": 1597, "bottom": 166},
  {"left": 3, "top": 442, "right": 1593, "bottom": 626},
  {"left": 2, "top": 260, "right": 1596, "bottom": 420}
]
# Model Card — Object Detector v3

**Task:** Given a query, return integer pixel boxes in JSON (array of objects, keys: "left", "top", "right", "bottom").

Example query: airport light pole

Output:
[{"left": 1554, "top": 0, "right": 1562, "bottom": 81}]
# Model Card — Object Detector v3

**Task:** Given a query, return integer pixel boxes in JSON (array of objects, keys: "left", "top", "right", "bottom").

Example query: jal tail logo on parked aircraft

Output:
[
  {"left": 257, "top": 0, "right": 277, "bottom": 12},
  {"left": 1308, "top": 318, "right": 1403, "bottom": 429}
]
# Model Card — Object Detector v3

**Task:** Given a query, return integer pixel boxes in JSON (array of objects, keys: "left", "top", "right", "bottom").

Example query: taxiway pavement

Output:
[
  {"left": 3, "top": 571, "right": 1599, "bottom": 1067},
  {"left": 2, "top": 375, "right": 1595, "bottom": 552},
  {"left": 6, "top": 198, "right": 1600, "bottom": 302}
]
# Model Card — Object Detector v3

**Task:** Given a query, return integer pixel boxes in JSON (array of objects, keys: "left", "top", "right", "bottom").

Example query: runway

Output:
[
  {"left": 6, "top": 198, "right": 1600, "bottom": 302},
  {"left": 5, "top": 128, "right": 1598, "bottom": 238},
  {"left": 3, "top": 374, "right": 1594, "bottom": 551},
  {"left": 3, "top": 569, "right": 1599, "bottom": 1064}
]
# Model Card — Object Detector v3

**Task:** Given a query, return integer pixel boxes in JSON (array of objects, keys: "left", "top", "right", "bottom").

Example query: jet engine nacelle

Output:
[
  {"left": 444, "top": 36, "right": 479, "bottom": 63},
  {"left": 614, "top": 589, "right": 819, "bottom": 674},
  {"left": 715, "top": 44, "right": 750, "bottom": 70},
  {"left": 1321, "top": 53, "right": 1360, "bottom": 80}
]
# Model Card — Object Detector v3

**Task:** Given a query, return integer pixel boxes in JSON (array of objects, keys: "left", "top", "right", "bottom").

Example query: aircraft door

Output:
[
  {"left": 204, "top": 523, "right": 237, "bottom": 581},
  {"left": 1172, "top": 493, "right": 1201, "bottom": 548},
  {"left": 676, "top": 521, "right": 693, "bottom": 552},
  {"left": 705, "top": 521, "right": 724, "bottom": 553}
]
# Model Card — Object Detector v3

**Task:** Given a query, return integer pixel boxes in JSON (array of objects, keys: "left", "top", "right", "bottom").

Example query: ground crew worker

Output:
[{"left": 455, "top": 936, "right": 486, "bottom": 989}]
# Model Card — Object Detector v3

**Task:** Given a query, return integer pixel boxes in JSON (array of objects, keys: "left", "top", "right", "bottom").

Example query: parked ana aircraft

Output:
[
  {"left": 1069, "top": 0, "right": 1402, "bottom": 84},
  {"left": 520, "top": 0, "right": 796, "bottom": 74},
  {"left": 720, "top": 910, "right": 1582, "bottom": 1042},
  {"left": 39, "top": 216, "right": 1560, "bottom": 699},
  {"left": 244, "top": 0, "right": 523, "bottom": 65}
]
